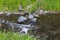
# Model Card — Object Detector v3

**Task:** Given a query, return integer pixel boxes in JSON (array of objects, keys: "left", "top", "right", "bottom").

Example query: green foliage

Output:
[
  {"left": 0, "top": 32, "right": 36, "bottom": 40},
  {"left": 40, "top": 0, "right": 60, "bottom": 12},
  {"left": 0, "top": 0, "right": 60, "bottom": 12},
  {"left": 0, "top": 0, "right": 37, "bottom": 12},
  {"left": 0, "top": 0, "right": 20, "bottom": 11}
]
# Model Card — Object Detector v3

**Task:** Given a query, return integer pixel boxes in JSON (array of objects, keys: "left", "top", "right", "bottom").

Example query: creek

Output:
[{"left": 0, "top": 13, "right": 60, "bottom": 40}]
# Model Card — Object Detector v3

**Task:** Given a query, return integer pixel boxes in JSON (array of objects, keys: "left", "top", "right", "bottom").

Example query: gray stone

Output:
[
  {"left": 33, "top": 13, "right": 39, "bottom": 17},
  {"left": 18, "top": 16, "right": 28, "bottom": 22},
  {"left": 39, "top": 10, "right": 46, "bottom": 15},
  {"left": 31, "top": 18, "right": 37, "bottom": 22},
  {"left": 28, "top": 14, "right": 34, "bottom": 19}
]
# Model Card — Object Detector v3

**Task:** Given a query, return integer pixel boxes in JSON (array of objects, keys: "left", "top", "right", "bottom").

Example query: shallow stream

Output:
[{"left": 0, "top": 13, "right": 60, "bottom": 40}]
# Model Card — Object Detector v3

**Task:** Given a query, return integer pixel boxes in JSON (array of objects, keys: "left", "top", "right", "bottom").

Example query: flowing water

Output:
[{"left": 0, "top": 13, "right": 60, "bottom": 40}]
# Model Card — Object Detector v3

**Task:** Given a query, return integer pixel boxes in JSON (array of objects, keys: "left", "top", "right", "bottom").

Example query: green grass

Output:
[
  {"left": 40, "top": 0, "right": 60, "bottom": 12},
  {"left": 0, "top": 0, "right": 37, "bottom": 12},
  {"left": 0, "top": 31, "right": 36, "bottom": 40},
  {"left": 0, "top": 0, "right": 60, "bottom": 13}
]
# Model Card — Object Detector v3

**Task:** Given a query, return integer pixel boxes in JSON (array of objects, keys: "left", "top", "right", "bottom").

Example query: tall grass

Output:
[
  {"left": 0, "top": 0, "right": 60, "bottom": 12},
  {"left": 0, "top": 0, "right": 21, "bottom": 12},
  {"left": 0, "top": 0, "right": 37, "bottom": 12},
  {"left": 0, "top": 31, "right": 36, "bottom": 40}
]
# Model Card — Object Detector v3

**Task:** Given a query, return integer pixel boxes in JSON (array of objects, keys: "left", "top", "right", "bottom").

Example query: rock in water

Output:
[
  {"left": 29, "top": 18, "right": 37, "bottom": 25},
  {"left": 28, "top": 14, "right": 34, "bottom": 19},
  {"left": 31, "top": 18, "right": 37, "bottom": 22},
  {"left": 18, "top": 16, "right": 28, "bottom": 22}
]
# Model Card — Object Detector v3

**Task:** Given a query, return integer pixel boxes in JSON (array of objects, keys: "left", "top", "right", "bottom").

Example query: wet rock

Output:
[
  {"left": 6, "top": 12, "right": 11, "bottom": 16},
  {"left": 38, "top": 10, "right": 48, "bottom": 15},
  {"left": 17, "top": 16, "right": 28, "bottom": 22},
  {"left": 34, "top": 14, "right": 39, "bottom": 17},
  {"left": 28, "top": 14, "right": 34, "bottom": 19},
  {"left": 28, "top": 18, "right": 37, "bottom": 26},
  {"left": 31, "top": 18, "right": 37, "bottom": 22},
  {"left": 20, "top": 28, "right": 29, "bottom": 34},
  {"left": 33, "top": 13, "right": 39, "bottom": 17}
]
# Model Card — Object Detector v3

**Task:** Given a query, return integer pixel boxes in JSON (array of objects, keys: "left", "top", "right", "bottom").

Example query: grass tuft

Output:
[{"left": 0, "top": 32, "right": 36, "bottom": 40}]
